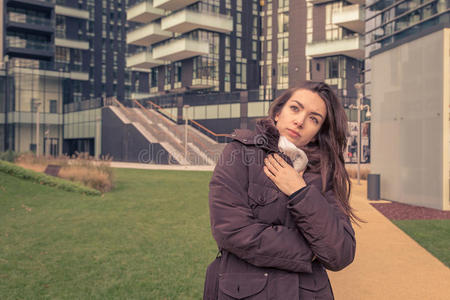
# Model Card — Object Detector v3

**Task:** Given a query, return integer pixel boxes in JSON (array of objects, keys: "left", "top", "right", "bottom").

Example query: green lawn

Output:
[
  {"left": 392, "top": 219, "right": 450, "bottom": 268},
  {"left": 0, "top": 169, "right": 217, "bottom": 299}
]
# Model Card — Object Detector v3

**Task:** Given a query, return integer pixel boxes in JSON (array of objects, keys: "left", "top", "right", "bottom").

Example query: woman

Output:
[{"left": 204, "top": 82, "right": 358, "bottom": 300}]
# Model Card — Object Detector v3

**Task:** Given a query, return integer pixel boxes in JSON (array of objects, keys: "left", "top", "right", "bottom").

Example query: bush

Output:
[
  {"left": 346, "top": 163, "right": 370, "bottom": 180},
  {"left": 14, "top": 152, "right": 114, "bottom": 193},
  {"left": 0, "top": 160, "right": 100, "bottom": 196},
  {"left": 0, "top": 150, "right": 19, "bottom": 162}
]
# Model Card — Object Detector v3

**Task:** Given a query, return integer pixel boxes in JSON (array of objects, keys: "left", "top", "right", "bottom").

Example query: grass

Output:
[
  {"left": 0, "top": 160, "right": 100, "bottom": 196},
  {"left": 0, "top": 168, "right": 217, "bottom": 299},
  {"left": 392, "top": 219, "right": 450, "bottom": 268}
]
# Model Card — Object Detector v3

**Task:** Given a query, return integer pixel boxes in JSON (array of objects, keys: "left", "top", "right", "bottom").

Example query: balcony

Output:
[
  {"left": 152, "top": 38, "right": 208, "bottom": 61},
  {"left": 309, "top": 0, "right": 335, "bottom": 5},
  {"left": 161, "top": 9, "right": 233, "bottom": 34},
  {"left": 54, "top": 33, "right": 89, "bottom": 50},
  {"left": 153, "top": 0, "right": 199, "bottom": 11},
  {"left": 6, "top": 13, "right": 54, "bottom": 34},
  {"left": 347, "top": 0, "right": 364, "bottom": 4},
  {"left": 332, "top": 5, "right": 364, "bottom": 34},
  {"left": 126, "top": 51, "right": 165, "bottom": 69},
  {"left": 127, "top": 1, "right": 165, "bottom": 23},
  {"left": 5, "top": 38, "right": 54, "bottom": 60},
  {"left": 6, "top": 0, "right": 54, "bottom": 10},
  {"left": 55, "top": 5, "right": 89, "bottom": 19},
  {"left": 305, "top": 35, "right": 364, "bottom": 60},
  {"left": 127, "top": 23, "right": 172, "bottom": 46}
]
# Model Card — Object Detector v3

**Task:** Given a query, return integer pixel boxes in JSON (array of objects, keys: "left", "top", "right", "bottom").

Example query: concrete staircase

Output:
[{"left": 109, "top": 101, "right": 226, "bottom": 165}]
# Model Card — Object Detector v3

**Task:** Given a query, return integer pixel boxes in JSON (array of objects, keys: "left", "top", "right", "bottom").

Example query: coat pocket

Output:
[
  {"left": 248, "top": 182, "right": 279, "bottom": 206},
  {"left": 298, "top": 266, "right": 333, "bottom": 300},
  {"left": 218, "top": 272, "right": 268, "bottom": 300},
  {"left": 203, "top": 256, "right": 222, "bottom": 300}
]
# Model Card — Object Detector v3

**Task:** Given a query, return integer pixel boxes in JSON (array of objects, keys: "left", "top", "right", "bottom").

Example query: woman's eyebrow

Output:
[{"left": 291, "top": 100, "right": 324, "bottom": 120}]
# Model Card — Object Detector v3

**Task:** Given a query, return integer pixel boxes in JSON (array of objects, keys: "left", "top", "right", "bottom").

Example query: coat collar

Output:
[{"left": 229, "top": 118, "right": 280, "bottom": 153}]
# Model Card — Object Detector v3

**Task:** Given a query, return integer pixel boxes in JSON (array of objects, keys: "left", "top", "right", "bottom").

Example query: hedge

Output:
[{"left": 0, "top": 160, "right": 101, "bottom": 196}]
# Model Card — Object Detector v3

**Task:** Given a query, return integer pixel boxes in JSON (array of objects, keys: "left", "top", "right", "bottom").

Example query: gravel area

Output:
[{"left": 370, "top": 201, "right": 450, "bottom": 220}]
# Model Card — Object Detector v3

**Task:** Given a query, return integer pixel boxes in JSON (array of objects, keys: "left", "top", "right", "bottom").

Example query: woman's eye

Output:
[
  {"left": 290, "top": 105, "right": 298, "bottom": 111},
  {"left": 311, "top": 116, "right": 319, "bottom": 124}
]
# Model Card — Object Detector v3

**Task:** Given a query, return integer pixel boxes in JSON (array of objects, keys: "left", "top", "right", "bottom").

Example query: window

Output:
[
  {"left": 151, "top": 68, "right": 158, "bottom": 88},
  {"left": 278, "top": 12, "right": 289, "bottom": 33},
  {"left": 49, "top": 100, "right": 57, "bottom": 113},
  {"left": 278, "top": 37, "right": 288, "bottom": 57}
]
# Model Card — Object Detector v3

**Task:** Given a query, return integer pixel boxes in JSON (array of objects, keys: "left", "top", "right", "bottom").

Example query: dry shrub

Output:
[
  {"left": 346, "top": 164, "right": 370, "bottom": 180},
  {"left": 58, "top": 166, "right": 113, "bottom": 193},
  {"left": 14, "top": 152, "right": 114, "bottom": 193}
]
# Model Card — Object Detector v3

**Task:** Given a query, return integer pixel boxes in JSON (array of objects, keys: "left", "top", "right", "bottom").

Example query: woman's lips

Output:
[{"left": 287, "top": 129, "right": 300, "bottom": 137}]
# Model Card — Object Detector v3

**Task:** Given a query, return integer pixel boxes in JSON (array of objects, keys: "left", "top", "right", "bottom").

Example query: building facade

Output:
[
  {"left": 368, "top": 1, "right": 450, "bottom": 210},
  {"left": 126, "top": 0, "right": 367, "bottom": 158},
  {"left": 1, "top": 0, "right": 132, "bottom": 156}
]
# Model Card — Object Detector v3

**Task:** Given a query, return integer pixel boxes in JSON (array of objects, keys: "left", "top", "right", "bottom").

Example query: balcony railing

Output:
[
  {"left": 306, "top": 35, "right": 364, "bottom": 60},
  {"left": 153, "top": 0, "right": 199, "bottom": 11},
  {"left": 7, "top": 13, "right": 54, "bottom": 27},
  {"left": 6, "top": 39, "right": 53, "bottom": 52},
  {"left": 161, "top": 8, "right": 233, "bottom": 34},
  {"left": 126, "top": 51, "right": 165, "bottom": 68},
  {"left": 332, "top": 4, "right": 365, "bottom": 34},
  {"left": 152, "top": 37, "right": 209, "bottom": 61},
  {"left": 127, "top": 23, "right": 172, "bottom": 46},
  {"left": 127, "top": 0, "right": 165, "bottom": 23}
]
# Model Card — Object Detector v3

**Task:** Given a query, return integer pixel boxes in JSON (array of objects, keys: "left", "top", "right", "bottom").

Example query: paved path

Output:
[
  {"left": 328, "top": 180, "right": 450, "bottom": 300},
  {"left": 109, "top": 161, "right": 215, "bottom": 172}
]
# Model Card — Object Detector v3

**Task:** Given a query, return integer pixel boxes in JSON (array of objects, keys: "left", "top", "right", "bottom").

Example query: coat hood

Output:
[{"left": 229, "top": 118, "right": 280, "bottom": 153}]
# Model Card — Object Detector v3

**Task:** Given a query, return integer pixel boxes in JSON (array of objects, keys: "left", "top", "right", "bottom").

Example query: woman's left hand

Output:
[{"left": 263, "top": 153, "right": 307, "bottom": 196}]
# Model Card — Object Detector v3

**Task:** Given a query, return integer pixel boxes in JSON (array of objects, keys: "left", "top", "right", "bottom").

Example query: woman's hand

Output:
[{"left": 263, "top": 153, "right": 307, "bottom": 196}]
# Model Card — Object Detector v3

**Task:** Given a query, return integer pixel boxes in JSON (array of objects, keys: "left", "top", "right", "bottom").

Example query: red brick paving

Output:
[{"left": 370, "top": 201, "right": 450, "bottom": 220}]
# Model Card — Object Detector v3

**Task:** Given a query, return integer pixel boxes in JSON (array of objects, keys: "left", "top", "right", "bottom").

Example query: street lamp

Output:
[
  {"left": 183, "top": 104, "right": 190, "bottom": 163},
  {"left": 350, "top": 83, "right": 371, "bottom": 185},
  {"left": 34, "top": 101, "right": 41, "bottom": 157}
]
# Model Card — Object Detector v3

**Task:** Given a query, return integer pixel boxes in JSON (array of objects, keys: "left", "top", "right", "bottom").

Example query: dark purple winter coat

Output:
[{"left": 204, "top": 119, "right": 356, "bottom": 300}]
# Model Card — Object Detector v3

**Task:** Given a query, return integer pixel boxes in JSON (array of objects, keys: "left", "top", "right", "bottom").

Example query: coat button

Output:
[
  {"left": 258, "top": 196, "right": 264, "bottom": 203},
  {"left": 264, "top": 273, "right": 268, "bottom": 277}
]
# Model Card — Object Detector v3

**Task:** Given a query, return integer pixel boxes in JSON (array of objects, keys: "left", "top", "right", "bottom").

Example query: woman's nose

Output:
[{"left": 294, "top": 113, "right": 306, "bottom": 127}]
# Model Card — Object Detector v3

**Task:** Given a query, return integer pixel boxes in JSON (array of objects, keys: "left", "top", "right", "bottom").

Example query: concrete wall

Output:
[
  {"left": 101, "top": 107, "right": 171, "bottom": 163},
  {"left": 371, "top": 28, "right": 450, "bottom": 210}
]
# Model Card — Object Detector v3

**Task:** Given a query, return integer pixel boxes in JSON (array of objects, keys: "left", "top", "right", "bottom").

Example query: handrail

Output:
[
  {"left": 133, "top": 99, "right": 219, "bottom": 155},
  {"left": 145, "top": 99, "right": 229, "bottom": 138}
]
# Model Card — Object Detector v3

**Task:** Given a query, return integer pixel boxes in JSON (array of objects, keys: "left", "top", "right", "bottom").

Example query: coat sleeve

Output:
[
  {"left": 209, "top": 141, "right": 314, "bottom": 273},
  {"left": 287, "top": 178, "right": 356, "bottom": 271}
]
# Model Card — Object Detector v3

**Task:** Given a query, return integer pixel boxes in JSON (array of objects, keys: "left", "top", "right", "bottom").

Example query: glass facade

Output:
[{"left": 366, "top": 0, "right": 450, "bottom": 55}]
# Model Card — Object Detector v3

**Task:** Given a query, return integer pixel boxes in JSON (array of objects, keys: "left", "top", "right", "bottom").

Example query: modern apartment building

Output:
[
  {"left": 0, "top": 0, "right": 131, "bottom": 156},
  {"left": 126, "top": 0, "right": 262, "bottom": 134},
  {"left": 367, "top": 0, "right": 450, "bottom": 210},
  {"left": 126, "top": 1, "right": 367, "bottom": 137}
]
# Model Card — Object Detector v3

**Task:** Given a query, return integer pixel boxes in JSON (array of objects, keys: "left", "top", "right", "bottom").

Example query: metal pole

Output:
[
  {"left": 184, "top": 105, "right": 190, "bottom": 163},
  {"left": 36, "top": 102, "right": 41, "bottom": 157},
  {"left": 185, "top": 113, "right": 187, "bottom": 161},
  {"left": 354, "top": 83, "right": 362, "bottom": 185}
]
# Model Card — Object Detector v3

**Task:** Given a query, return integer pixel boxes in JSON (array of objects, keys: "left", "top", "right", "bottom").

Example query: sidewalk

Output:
[
  {"left": 109, "top": 161, "right": 215, "bottom": 171},
  {"left": 328, "top": 180, "right": 450, "bottom": 299}
]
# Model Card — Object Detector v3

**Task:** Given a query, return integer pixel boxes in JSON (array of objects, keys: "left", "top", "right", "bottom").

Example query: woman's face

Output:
[{"left": 275, "top": 89, "right": 327, "bottom": 148}]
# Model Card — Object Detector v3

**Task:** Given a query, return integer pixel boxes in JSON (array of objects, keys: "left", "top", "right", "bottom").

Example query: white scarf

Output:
[{"left": 278, "top": 135, "right": 308, "bottom": 173}]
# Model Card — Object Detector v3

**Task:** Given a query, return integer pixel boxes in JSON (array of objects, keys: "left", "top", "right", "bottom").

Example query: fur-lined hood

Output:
[{"left": 229, "top": 118, "right": 281, "bottom": 153}]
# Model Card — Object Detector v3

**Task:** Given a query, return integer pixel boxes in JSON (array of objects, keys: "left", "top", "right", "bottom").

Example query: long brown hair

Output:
[{"left": 267, "top": 82, "right": 362, "bottom": 224}]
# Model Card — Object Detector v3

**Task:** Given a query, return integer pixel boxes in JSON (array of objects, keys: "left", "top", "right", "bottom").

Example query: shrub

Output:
[
  {"left": 345, "top": 164, "right": 370, "bottom": 180},
  {"left": 0, "top": 160, "right": 100, "bottom": 196},
  {"left": 13, "top": 152, "right": 114, "bottom": 193},
  {"left": 0, "top": 150, "right": 19, "bottom": 162}
]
